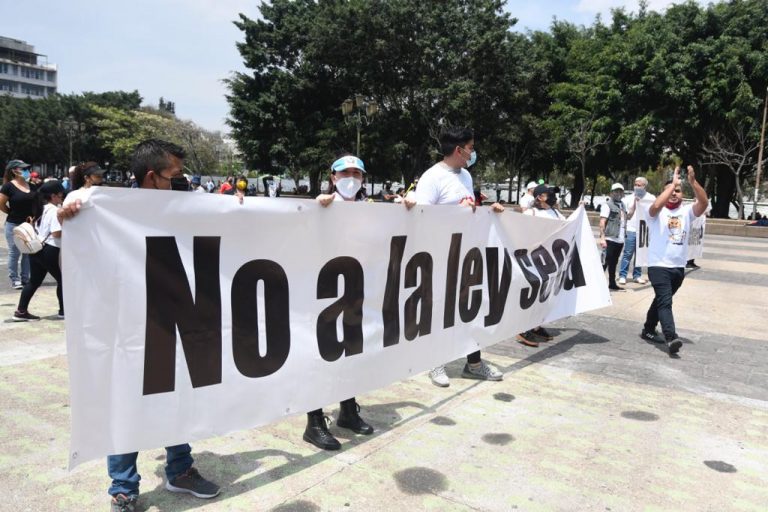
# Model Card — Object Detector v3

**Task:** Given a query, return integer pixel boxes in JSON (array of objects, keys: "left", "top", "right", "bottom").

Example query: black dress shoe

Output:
[
  {"left": 336, "top": 399, "right": 374, "bottom": 435},
  {"left": 303, "top": 412, "right": 341, "bottom": 450}
]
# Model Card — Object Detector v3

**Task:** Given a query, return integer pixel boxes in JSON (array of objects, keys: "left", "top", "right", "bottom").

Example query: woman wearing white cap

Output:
[{"left": 303, "top": 154, "right": 374, "bottom": 451}]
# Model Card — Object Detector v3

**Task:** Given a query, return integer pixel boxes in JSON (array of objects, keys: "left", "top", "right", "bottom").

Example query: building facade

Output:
[{"left": 0, "top": 36, "right": 57, "bottom": 99}]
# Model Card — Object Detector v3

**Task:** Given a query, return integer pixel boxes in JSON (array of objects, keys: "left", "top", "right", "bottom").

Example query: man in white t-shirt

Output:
[
  {"left": 641, "top": 165, "right": 708, "bottom": 355},
  {"left": 404, "top": 127, "right": 504, "bottom": 387},
  {"left": 619, "top": 176, "right": 655, "bottom": 284},
  {"left": 519, "top": 181, "right": 538, "bottom": 210},
  {"left": 599, "top": 183, "right": 627, "bottom": 291}
]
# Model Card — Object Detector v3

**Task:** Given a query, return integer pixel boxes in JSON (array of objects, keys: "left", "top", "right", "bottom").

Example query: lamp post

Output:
[
  {"left": 341, "top": 95, "right": 379, "bottom": 156},
  {"left": 58, "top": 116, "right": 84, "bottom": 168},
  {"left": 753, "top": 86, "right": 768, "bottom": 220}
]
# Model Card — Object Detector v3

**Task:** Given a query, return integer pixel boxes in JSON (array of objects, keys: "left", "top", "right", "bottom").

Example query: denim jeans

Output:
[
  {"left": 619, "top": 231, "right": 642, "bottom": 279},
  {"left": 107, "top": 444, "right": 193, "bottom": 497},
  {"left": 644, "top": 266, "right": 686, "bottom": 341},
  {"left": 4, "top": 221, "right": 30, "bottom": 283}
]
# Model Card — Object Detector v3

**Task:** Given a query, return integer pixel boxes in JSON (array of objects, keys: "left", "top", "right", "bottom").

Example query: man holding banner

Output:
[
  {"left": 60, "top": 140, "right": 220, "bottom": 512},
  {"left": 404, "top": 127, "right": 504, "bottom": 387},
  {"left": 641, "top": 165, "right": 709, "bottom": 355},
  {"left": 619, "top": 177, "right": 655, "bottom": 285}
]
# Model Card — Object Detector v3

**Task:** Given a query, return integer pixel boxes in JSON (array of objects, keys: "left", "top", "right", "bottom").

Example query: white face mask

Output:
[{"left": 335, "top": 177, "right": 362, "bottom": 199}]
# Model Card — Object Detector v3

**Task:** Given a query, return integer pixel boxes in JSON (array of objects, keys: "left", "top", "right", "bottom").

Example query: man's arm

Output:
[
  {"left": 598, "top": 205, "right": 608, "bottom": 248},
  {"left": 626, "top": 197, "right": 637, "bottom": 220},
  {"left": 687, "top": 165, "right": 709, "bottom": 217}
]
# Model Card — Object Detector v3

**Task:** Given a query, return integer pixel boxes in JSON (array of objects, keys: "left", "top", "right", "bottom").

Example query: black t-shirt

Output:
[{"left": 1, "top": 182, "right": 37, "bottom": 224}]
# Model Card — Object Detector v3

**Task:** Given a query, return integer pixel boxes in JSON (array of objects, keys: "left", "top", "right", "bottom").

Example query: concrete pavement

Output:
[{"left": 0, "top": 230, "right": 766, "bottom": 512}]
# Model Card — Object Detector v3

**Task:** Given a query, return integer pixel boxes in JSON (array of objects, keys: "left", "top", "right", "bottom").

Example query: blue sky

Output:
[{"left": 2, "top": 0, "right": 684, "bottom": 134}]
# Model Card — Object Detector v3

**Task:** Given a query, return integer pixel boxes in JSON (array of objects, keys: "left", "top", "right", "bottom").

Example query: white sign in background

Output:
[{"left": 62, "top": 189, "right": 611, "bottom": 468}]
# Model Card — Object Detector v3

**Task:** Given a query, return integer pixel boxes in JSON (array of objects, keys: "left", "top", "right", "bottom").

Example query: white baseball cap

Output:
[
  {"left": 611, "top": 183, "right": 625, "bottom": 191},
  {"left": 526, "top": 181, "right": 538, "bottom": 190}
]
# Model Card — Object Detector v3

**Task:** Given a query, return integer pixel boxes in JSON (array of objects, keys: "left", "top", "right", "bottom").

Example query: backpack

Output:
[{"left": 12, "top": 218, "right": 45, "bottom": 254}]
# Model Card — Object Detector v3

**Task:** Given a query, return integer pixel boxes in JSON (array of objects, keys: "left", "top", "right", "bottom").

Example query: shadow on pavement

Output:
[{"left": 498, "top": 328, "right": 611, "bottom": 373}]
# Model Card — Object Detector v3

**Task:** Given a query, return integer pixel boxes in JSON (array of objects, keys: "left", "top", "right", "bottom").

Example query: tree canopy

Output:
[{"left": 228, "top": 0, "right": 768, "bottom": 216}]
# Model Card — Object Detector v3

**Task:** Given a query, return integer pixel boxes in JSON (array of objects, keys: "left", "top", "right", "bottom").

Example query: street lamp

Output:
[
  {"left": 58, "top": 116, "right": 85, "bottom": 168},
  {"left": 753, "top": 86, "right": 768, "bottom": 220},
  {"left": 340, "top": 95, "right": 379, "bottom": 156}
]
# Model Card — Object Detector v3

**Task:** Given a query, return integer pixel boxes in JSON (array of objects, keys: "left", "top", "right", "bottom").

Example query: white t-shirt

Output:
[
  {"left": 37, "top": 203, "right": 62, "bottom": 248},
  {"left": 523, "top": 207, "right": 565, "bottom": 220},
  {"left": 599, "top": 200, "right": 626, "bottom": 243},
  {"left": 414, "top": 161, "right": 474, "bottom": 205},
  {"left": 62, "top": 187, "right": 93, "bottom": 208},
  {"left": 647, "top": 204, "right": 699, "bottom": 268},
  {"left": 623, "top": 192, "right": 656, "bottom": 233},
  {"left": 519, "top": 193, "right": 535, "bottom": 210}
]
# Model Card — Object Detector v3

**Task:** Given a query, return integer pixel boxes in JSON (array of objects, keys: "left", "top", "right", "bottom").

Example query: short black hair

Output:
[
  {"left": 130, "top": 139, "right": 186, "bottom": 184},
  {"left": 439, "top": 127, "right": 474, "bottom": 157}
]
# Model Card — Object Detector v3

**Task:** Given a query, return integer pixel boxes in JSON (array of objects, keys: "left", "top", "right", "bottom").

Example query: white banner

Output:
[
  {"left": 63, "top": 189, "right": 610, "bottom": 467},
  {"left": 635, "top": 202, "right": 706, "bottom": 267}
]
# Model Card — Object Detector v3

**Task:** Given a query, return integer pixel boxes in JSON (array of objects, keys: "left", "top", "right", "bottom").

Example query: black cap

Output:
[
  {"left": 38, "top": 180, "right": 65, "bottom": 195},
  {"left": 533, "top": 184, "right": 549, "bottom": 197},
  {"left": 83, "top": 164, "right": 106, "bottom": 176}
]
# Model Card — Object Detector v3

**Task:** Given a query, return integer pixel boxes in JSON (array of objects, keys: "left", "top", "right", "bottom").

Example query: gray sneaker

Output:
[
  {"left": 429, "top": 366, "right": 450, "bottom": 387},
  {"left": 462, "top": 360, "right": 503, "bottom": 381},
  {"left": 110, "top": 494, "right": 137, "bottom": 512},
  {"left": 165, "top": 467, "right": 220, "bottom": 499}
]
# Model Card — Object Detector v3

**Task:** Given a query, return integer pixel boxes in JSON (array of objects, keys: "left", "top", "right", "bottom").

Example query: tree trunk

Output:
[
  {"left": 570, "top": 162, "right": 586, "bottom": 208},
  {"left": 712, "top": 166, "right": 735, "bottom": 218},
  {"left": 588, "top": 171, "right": 599, "bottom": 209},
  {"left": 734, "top": 173, "right": 744, "bottom": 220}
]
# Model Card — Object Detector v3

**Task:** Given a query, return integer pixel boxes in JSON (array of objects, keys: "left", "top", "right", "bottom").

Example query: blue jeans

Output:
[
  {"left": 4, "top": 221, "right": 30, "bottom": 283},
  {"left": 107, "top": 444, "right": 193, "bottom": 497},
  {"left": 619, "top": 231, "right": 642, "bottom": 280}
]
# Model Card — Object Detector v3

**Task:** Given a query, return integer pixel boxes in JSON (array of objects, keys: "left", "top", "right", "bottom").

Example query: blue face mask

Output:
[
  {"left": 21, "top": 170, "right": 30, "bottom": 181},
  {"left": 462, "top": 149, "right": 477, "bottom": 168}
]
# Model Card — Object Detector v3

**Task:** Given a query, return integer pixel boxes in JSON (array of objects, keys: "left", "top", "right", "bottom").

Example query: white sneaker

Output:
[
  {"left": 12, "top": 281, "right": 23, "bottom": 290},
  {"left": 429, "top": 366, "right": 450, "bottom": 387},
  {"left": 634, "top": 277, "right": 647, "bottom": 284},
  {"left": 618, "top": 277, "right": 627, "bottom": 285},
  {"left": 462, "top": 361, "right": 503, "bottom": 381}
]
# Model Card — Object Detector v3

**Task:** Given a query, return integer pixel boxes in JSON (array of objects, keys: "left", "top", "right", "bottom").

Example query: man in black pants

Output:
[
  {"left": 642, "top": 165, "right": 709, "bottom": 355},
  {"left": 599, "top": 183, "right": 628, "bottom": 291}
]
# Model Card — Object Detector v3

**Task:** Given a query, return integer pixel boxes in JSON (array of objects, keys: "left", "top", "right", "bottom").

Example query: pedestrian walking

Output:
[
  {"left": 1, "top": 159, "right": 36, "bottom": 289},
  {"left": 599, "top": 183, "right": 627, "bottom": 291},
  {"left": 12, "top": 180, "right": 65, "bottom": 321},
  {"left": 642, "top": 166, "right": 709, "bottom": 355}
]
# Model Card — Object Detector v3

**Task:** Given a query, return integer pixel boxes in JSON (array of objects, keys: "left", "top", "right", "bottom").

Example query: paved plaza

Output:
[{"left": 1, "top": 227, "right": 767, "bottom": 512}]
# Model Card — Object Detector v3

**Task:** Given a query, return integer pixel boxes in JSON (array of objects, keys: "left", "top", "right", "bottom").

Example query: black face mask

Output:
[
  {"left": 170, "top": 177, "right": 191, "bottom": 191},
  {"left": 546, "top": 193, "right": 556, "bottom": 207}
]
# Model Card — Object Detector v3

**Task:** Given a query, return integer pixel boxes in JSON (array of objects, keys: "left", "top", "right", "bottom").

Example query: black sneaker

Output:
[
  {"left": 303, "top": 413, "right": 341, "bottom": 450},
  {"left": 608, "top": 284, "right": 624, "bottom": 291},
  {"left": 165, "top": 467, "right": 220, "bottom": 498},
  {"left": 640, "top": 328, "right": 663, "bottom": 343},
  {"left": 532, "top": 327, "right": 554, "bottom": 340},
  {"left": 12, "top": 310, "right": 40, "bottom": 322},
  {"left": 110, "top": 494, "right": 137, "bottom": 512},
  {"left": 666, "top": 338, "right": 683, "bottom": 355}
]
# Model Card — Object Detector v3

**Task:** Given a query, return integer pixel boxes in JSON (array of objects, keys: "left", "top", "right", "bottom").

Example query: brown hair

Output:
[{"left": 71, "top": 161, "right": 99, "bottom": 191}]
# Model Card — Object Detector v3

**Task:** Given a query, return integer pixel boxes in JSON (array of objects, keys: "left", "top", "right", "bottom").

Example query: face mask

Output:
[
  {"left": 171, "top": 176, "right": 191, "bottom": 191},
  {"left": 612, "top": 192, "right": 623, "bottom": 202},
  {"left": 634, "top": 187, "right": 646, "bottom": 199},
  {"left": 21, "top": 170, "right": 30, "bottom": 181},
  {"left": 335, "top": 177, "right": 362, "bottom": 199},
  {"left": 545, "top": 193, "right": 556, "bottom": 207},
  {"left": 466, "top": 150, "right": 477, "bottom": 167}
]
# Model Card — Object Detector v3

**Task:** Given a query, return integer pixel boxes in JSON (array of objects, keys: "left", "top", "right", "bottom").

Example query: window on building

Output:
[{"left": 0, "top": 63, "right": 7, "bottom": 74}]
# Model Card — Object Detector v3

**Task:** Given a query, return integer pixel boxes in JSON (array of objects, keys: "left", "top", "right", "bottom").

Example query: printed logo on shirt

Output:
[{"left": 667, "top": 215, "right": 686, "bottom": 245}]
